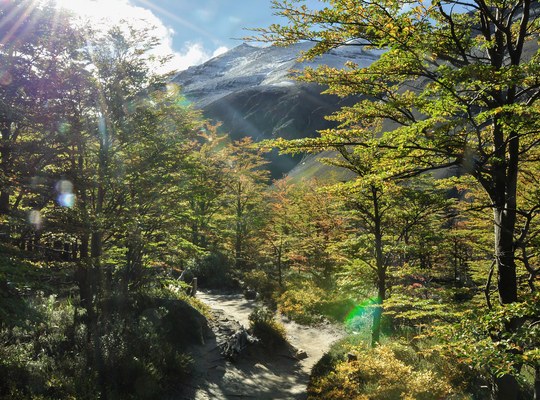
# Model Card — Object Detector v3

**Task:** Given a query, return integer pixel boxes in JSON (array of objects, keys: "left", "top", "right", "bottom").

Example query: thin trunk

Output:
[
  {"left": 371, "top": 185, "right": 386, "bottom": 347},
  {"left": 92, "top": 128, "right": 108, "bottom": 400},
  {"left": 92, "top": 137, "right": 106, "bottom": 292},
  {"left": 0, "top": 192, "right": 9, "bottom": 215},
  {"left": 277, "top": 240, "right": 283, "bottom": 289},
  {"left": 0, "top": 125, "right": 11, "bottom": 222},
  {"left": 534, "top": 365, "right": 540, "bottom": 400},
  {"left": 235, "top": 183, "right": 243, "bottom": 269},
  {"left": 77, "top": 235, "right": 93, "bottom": 334}
]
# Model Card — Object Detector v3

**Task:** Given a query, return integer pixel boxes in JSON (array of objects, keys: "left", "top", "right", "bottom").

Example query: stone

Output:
[{"left": 295, "top": 349, "right": 308, "bottom": 360}]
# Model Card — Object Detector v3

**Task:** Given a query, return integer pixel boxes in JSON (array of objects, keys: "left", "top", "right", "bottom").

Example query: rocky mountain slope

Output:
[{"left": 173, "top": 42, "right": 381, "bottom": 178}]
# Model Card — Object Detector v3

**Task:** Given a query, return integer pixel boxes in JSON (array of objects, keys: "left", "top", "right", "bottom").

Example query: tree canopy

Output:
[{"left": 255, "top": 1, "right": 540, "bottom": 398}]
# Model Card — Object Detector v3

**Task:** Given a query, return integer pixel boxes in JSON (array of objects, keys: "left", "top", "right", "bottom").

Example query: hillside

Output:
[{"left": 173, "top": 42, "right": 382, "bottom": 178}]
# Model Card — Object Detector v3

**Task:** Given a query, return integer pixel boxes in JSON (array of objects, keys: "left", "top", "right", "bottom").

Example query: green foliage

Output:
[
  {"left": 278, "top": 284, "right": 327, "bottom": 323},
  {"left": 434, "top": 292, "right": 540, "bottom": 393},
  {"left": 248, "top": 307, "right": 287, "bottom": 349},
  {"left": 185, "top": 251, "right": 236, "bottom": 289},
  {"left": 310, "top": 334, "right": 368, "bottom": 381},
  {"left": 98, "top": 296, "right": 200, "bottom": 399},
  {"left": 277, "top": 282, "right": 355, "bottom": 324},
  {"left": 152, "top": 281, "right": 211, "bottom": 318},
  {"left": 243, "top": 269, "right": 278, "bottom": 301},
  {"left": 0, "top": 287, "right": 208, "bottom": 399},
  {"left": 0, "top": 294, "right": 90, "bottom": 400},
  {"left": 256, "top": 3, "right": 540, "bottom": 395}
]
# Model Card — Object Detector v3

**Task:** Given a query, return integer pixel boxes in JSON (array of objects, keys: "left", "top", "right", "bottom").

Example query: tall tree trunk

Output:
[
  {"left": 490, "top": 125, "right": 520, "bottom": 399},
  {"left": 493, "top": 209, "right": 518, "bottom": 305}
]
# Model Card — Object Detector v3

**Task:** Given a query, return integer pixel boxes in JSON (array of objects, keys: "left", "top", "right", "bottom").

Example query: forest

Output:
[{"left": 0, "top": 0, "right": 539, "bottom": 399}]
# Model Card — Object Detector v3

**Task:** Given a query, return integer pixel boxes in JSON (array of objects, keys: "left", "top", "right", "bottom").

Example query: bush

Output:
[
  {"left": 310, "top": 334, "right": 367, "bottom": 381},
  {"left": 248, "top": 307, "right": 287, "bottom": 349},
  {"left": 0, "top": 294, "right": 93, "bottom": 400},
  {"left": 242, "top": 269, "right": 278, "bottom": 301},
  {"left": 0, "top": 289, "right": 209, "bottom": 400},
  {"left": 308, "top": 339, "right": 473, "bottom": 400},
  {"left": 278, "top": 284, "right": 327, "bottom": 324},
  {"left": 278, "top": 283, "right": 355, "bottom": 324},
  {"left": 184, "top": 252, "right": 237, "bottom": 289}
]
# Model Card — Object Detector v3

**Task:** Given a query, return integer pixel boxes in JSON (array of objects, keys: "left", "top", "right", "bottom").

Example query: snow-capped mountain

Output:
[
  {"left": 173, "top": 42, "right": 382, "bottom": 178},
  {"left": 174, "top": 41, "right": 380, "bottom": 107}
]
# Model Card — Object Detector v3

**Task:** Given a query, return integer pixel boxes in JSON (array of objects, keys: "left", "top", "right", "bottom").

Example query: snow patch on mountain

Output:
[{"left": 173, "top": 41, "right": 381, "bottom": 107}]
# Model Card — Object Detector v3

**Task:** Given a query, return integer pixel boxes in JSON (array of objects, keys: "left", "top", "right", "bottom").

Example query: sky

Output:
[{"left": 53, "top": 0, "right": 320, "bottom": 72}]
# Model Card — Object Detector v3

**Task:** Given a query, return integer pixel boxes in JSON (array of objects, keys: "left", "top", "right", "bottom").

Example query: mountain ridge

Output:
[{"left": 173, "top": 42, "right": 382, "bottom": 178}]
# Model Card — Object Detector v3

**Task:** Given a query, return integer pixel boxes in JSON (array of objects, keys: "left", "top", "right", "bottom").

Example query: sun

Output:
[
  {"left": 52, "top": 0, "right": 105, "bottom": 18},
  {"left": 53, "top": 0, "right": 96, "bottom": 16},
  {"left": 50, "top": 0, "right": 137, "bottom": 22}
]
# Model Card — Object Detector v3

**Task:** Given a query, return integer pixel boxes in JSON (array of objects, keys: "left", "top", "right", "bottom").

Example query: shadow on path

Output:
[{"left": 178, "top": 291, "right": 344, "bottom": 400}]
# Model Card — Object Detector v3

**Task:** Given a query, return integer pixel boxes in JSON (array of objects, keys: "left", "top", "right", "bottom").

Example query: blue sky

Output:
[
  {"left": 132, "top": 0, "right": 281, "bottom": 50},
  {"left": 130, "top": 0, "right": 285, "bottom": 69},
  {"left": 55, "top": 0, "right": 322, "bottom": 71}
]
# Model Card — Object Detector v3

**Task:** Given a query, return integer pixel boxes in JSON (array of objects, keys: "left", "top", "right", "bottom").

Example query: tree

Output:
[
  {"left": 260, "top": 178, "right": 296, "bottom": 289},
  {"left": 333, "top": 173, "right": 448, "bottom": 345},
  {"left": 287, "top": 179, "right": 348, "bottom": 290},
  {"left": 183, "top": 124, "right": 228, "bottom": 251},
  {"left": 222, "top": 137, "right": 270, "bottom": 271},
  {"left": 114, "top": 86, "right": 201, "bottom": 291},
  {"left": 258, "top": 1, "right": 540, "bottom": 397},
  {"left": 0, "top": 2, "right": 82, "bottom": 235},
  {"left": 35, "top": 20, "right": 203, "bottom": 395}
]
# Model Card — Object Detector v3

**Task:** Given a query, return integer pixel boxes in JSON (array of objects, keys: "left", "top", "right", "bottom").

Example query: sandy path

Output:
[{"left": 181, "top": 291, "right": 345, "bottom": 400}]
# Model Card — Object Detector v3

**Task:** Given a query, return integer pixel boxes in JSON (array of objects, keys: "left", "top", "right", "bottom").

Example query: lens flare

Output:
[
  {"left": 344, "top": 297, "right": 379, "bottom": 331},
  {"left": 0, "top": 70, "right": 12, "bottom": 86},
  {"left": 58, "top": 193, "right": 75, "bottom": 208},
  {"left": 55, "top": 180, "right": 75, "bottom": 207},
  {"left": 28, "top": 210, "right": 42, "bottom": 229}
]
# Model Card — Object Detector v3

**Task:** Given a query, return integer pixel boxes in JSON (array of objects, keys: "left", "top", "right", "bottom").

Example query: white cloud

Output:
[
  {"left": 212, "top": 46, "right": 229, "bottom": 58},
  {"left": 52, "top": 0, "right": 228, "bottom": 73},
  {"left": 169, "top": 43, "right": 229, "bottom": 72},
  {"left": 171, "top": 43, "right": 211, "bottom": 71}
]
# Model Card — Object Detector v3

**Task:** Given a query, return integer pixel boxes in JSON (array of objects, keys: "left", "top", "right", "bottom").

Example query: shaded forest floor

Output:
[{"left": 180, "top": 291, "right": 345, "bottom": 400}]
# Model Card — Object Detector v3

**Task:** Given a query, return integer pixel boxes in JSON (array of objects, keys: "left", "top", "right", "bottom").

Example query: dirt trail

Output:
[{"left": 181, "top": 291, "right": 345, "bottom": 400}]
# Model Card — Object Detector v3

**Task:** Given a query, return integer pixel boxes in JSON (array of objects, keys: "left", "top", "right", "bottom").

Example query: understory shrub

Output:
[
  {"left": 278, "top": 283, "right": 355, "bottom": 324},
  {"left": 0, "top": 294, "right": 92, "bottom": 400},
  {"left": 308, "top": 339, "right": 474, "bottom": 400},
  {"left": 184, "top": 252, "right": 237, "bottom": 289},
  {"left": 310, "top": 334, "right": 367, "bottom": 381},
  {"left": 248, "top": 307, "right": 287, "bottom": 349},
  {"left": 242, "top": 269, "right": 278, "bottom": 301},
  {"left": 0, "top": 288, "right": 208, "bottom": 400}
]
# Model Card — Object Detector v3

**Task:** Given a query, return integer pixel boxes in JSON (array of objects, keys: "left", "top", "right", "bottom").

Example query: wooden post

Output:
[{"left": 190, "top": 277, "right": 197, "bottom": 297}]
